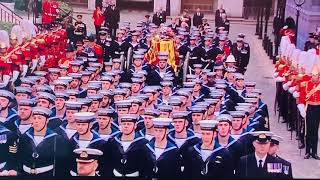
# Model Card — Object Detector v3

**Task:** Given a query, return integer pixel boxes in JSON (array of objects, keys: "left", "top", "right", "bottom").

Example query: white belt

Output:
[
  {"left": 0, "top": 162, "right": 6, "bottom": 169},
  {"left": 113, "top": 169, "right": 139, "bottom": 177},
  {"left": 23, "top": 165, "right": 54, "bottom": 174}
]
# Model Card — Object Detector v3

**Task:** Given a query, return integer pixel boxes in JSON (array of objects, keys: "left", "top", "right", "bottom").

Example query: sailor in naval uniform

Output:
[
  {"left": 139, "top": 108, "right": 160, "bottom": 141},
  {"left": 142, "top": 86, "right": 158, "bottom": 109},
  {"left": 47, "top": 68, "right": 60, "bottom": 90},
  {"left": 146, "top": 118, "right": 181, "bottom": 179},
  {"left": 68, "top": 73, "right": 87, "bottom": 98},
  {"left": 184, "top": 120, "right": 234, "bottom": 178},
  {"left": 69, "top": 112, "right": 107, "bottom": 176},
  {"left": 87, "top": 94, "right": 103, "bottom": 114},
  {"left": 86, "top": 83, "right": 101, "bottom": 97},
  {"left": 224, "top": 67, "right": 236, "bottom": 86},
  {"left": 108, "top": 114, "right": 154, "bottom": 178},
  {"left": 170, "top": 90, "right": 186, "bottom": 109},
  {"left": 189, "top": 106, "right": 207, "bottom": 138},
  {"left": 54, "top": 101, "right": 83, "bottom": 140},
  {"left": 228, "top": 73, "right": 246, "bottom": 103},
  {"left": 93, "top": 108, "right": 120, "bottom": 142},
  {"left": 215, "top": 114, "right": 242, "bottom": 169},
  {"left": 113, "top": 100, "right": 131, "bottom": 127},
  {"left": 80, "top": 71, "right": 93, "bottom": 90},
  {"left": 204, "top": 98, "right": 220, "bottom": 120},
  {"left": 229, "top": 111, "right": 247, "bottom": 140},
  {"left": 36, "top": 92, "right": 62, "bottom": 130},
  {"left": 154, "top": 52, "right": 175, "bottom": 81},
  {"left": 54, "top": 92, "right": 69, "bottom": 121},
  {"left": 243, "top": 81, "right": 257, "bottom": 97},
  {"left": 251, "top": 89, "right": 269, "bottom": 121},
  {"left": 17, "top": 107, "right": 72, "bottom": 176},
  {"left": 14, "top": 86, "right": 33, "bottom": 105},
  {"left": 52, "top": 80, "right": 68, "bottom": 94},
  {"left": 191, "top": 80, "right": 205, "bottom": 105},
  {"left": 100, "top": 76, "right": 113, "bottom": 91},
  {"left": 130, "top": 78, "right": 144, "bottom": 96},
  {"left": 0, "top": 90, "right": 19, "bottom": 132},
  {"left": 268, "top": 134, "right": 293, "bottom": 178},
  {"left": 244, "top": 97, "right": 267, "bottom": 132},
  {"left": 129, "top": 54, "right": 149, "bottom": 74},
  {"left": 167, "top": 111, "right": 200, "bottom": 176},
  {"left": 0, "top": 120, "right": 18, "bottom": 173},
  {"left": 73, "top": 148, "right": 103, "bottom": 176},
  {"left": 157, "top": 81, "right": 174, "bottom": 105},
  {"left": 127, "top": 97, "right": 145, "bottom": 132},
  {"left": 12, "top": 100, "right": 36, "bottom": 137},
  {"left": 158, "top": 105, "right": 173, "bottom": 118}
]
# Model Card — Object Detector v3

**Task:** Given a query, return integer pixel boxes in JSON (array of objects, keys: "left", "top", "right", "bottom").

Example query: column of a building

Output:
[{"left": 218, "top": 0, "right": 244, "bottom": 17}]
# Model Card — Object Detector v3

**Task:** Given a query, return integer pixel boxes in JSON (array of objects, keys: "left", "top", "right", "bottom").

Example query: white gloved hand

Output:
[
  {"left": 275, "top": 76, "right": 285, "bottom": 82},
  {"left": 11, "top": 71, "right": 20, "bottom": 83},
  {"left": 274, "top": 72, "right": 279, "bottom": 78},
  {"left": 293, "top": 91, "right": 300, "bottom": 98},
  {"left": 288, "top": 86, "right": 296, "bottom": 94},
  {"left": 282, "top": 80, "right": 292, "bottom": 91},
  {"left": 297, "top": 104, "right": 306, "bottom": 118},
  {"left": 2, "top": 75, "right": 10, "bottom": 86},
  {"left": 21, "top": 64, "right": 28, "bottom": 77},
  {"left": 39, "top": 55, "right": 46, "bottom": 66},
  {"left": 31, "top": 59, "right": 39, "bottom": 73}
]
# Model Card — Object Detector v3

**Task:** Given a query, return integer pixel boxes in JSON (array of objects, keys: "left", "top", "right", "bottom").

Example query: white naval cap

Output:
[
  {"left": 32, "top": 107, "right": 52, "bottom": 117},
  {"left": 199, "top": 120, "right": 219, "bottom": 130},
  {"left": 74, "top": 112, "right": 96, "bottom": 123},
  {"left": 152, "top": 118, "right": 172, "bottom": 128},
  {"left": 74, "top": 148, "right": 103, "bottom": 163}
]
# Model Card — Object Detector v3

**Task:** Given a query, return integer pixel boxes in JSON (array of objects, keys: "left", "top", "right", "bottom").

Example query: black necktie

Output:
[{"left": 258, "top": 160, "right": 263, "bottom": 168}]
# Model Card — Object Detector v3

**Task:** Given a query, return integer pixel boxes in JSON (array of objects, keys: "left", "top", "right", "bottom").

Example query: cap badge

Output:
[{"left": 80, "top": 151, "right": 89, "bottom": 158}]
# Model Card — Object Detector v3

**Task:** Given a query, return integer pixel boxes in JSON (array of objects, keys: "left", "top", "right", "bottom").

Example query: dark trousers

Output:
[
  {"left": 297, "top": 113, "right": 305, "bottom": 145},
  {"left": 306, "top": 105, "right": 320, "bottom": 154},
  {"left": 275, "top": 82, "right": 282, "bottom": 112},
  {"left": 95, "top": 25, "right": 101, "bottom": 37},
  {"left": 288, "top": 94, "right": 297, "bottom": 130},
  {"left": 109, "top": 28, "right": 117, "bottom": 39},
  {"left": 280, "top": 90, "right": 289, "bottom": 121},
  {"left": 74, "top": 34, "right": 85, "bottom": 44}
]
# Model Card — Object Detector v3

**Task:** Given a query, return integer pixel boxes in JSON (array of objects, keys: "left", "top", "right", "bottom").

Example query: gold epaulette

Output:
[{"left": 301, "top": 81, "right": 307, "bottom": 87}]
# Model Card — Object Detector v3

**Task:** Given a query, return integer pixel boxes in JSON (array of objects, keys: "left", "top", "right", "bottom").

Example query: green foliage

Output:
[
  {"left": 58, "top": 1, "right": 73, "bottom": 18},
  {"left": 0, "top": 21, "right": 14, "bottom": 32},
  {"left": 14, "top": 0, "right": 27, "bottom": 11}
]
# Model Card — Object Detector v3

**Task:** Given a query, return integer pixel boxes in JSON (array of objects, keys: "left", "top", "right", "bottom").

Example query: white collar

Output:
[{"left": 255, "top": 152, "right": 267, "bottom": 167}]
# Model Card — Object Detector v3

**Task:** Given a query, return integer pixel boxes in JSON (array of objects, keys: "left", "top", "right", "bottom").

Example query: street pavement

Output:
[{"left": 14, "top": 7, "right": 320, "bottom": 179}]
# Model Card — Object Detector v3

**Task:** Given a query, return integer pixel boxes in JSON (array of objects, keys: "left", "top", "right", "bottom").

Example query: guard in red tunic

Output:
[
  {"left": 7, "top": 34, "right": 22, "bottom": 84},
  {"left": 279, "top": 26, "right": 296, "bottom": 44},
  {"left": 42, "top": 0, "right": 59, "bottom": 25},
  {"left": 0, "top": 43, "right": 12, "bottom": 86},
  {"left": 298, "top": 64, "right": 320, "bottom": 160},
  {"left": 42, "top": 0, "right": 51, "bottom": 25}
]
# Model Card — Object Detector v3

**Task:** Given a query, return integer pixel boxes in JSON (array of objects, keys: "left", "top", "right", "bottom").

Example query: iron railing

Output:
[{"left": 0, "top": 2, "right": 23, "bottom": 24}]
